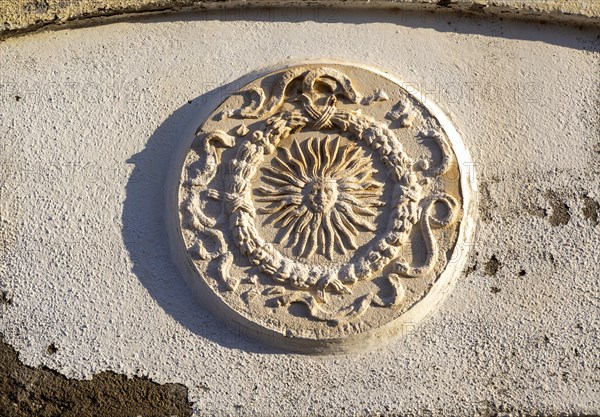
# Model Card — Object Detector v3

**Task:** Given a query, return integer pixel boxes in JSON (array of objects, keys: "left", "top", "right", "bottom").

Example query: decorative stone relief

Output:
[{"left": 170, "top": 63, "right": 476, "bottom": 353}]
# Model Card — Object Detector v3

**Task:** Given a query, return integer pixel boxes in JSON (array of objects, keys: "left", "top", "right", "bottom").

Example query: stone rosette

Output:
[{"left": 168, "top": 62, "right": 477, "bottom": 353}]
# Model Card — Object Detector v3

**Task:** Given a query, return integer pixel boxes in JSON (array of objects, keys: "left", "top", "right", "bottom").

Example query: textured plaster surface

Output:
[
  {"left": 0, "top": 9, "right": 599, "bottom": 416},
  {"left": 1, "top": 0, "right": 600, "bottom": 40}
]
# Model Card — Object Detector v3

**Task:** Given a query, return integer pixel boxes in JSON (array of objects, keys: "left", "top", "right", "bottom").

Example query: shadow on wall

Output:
[
  {"left": 122, "top": 76, "right": 285, "bottom": 354},
  {"left": 137, "top": 7, "right": 600, "bottom": 52}
]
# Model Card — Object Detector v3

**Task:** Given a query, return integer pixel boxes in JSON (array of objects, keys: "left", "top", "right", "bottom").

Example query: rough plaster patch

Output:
[
  {"left": 581, "top": 194, "right": 599, "bottom": 225},
  {"left": 483, "top": 254, "right": 500, "bottom": 276},
  {"left": 545, "top": 189, "right": 571, "bottom": 227},
  {"left": 0, "top": 9, "right": 598, "bottom": 416},
  {"left": 0, "top": 333, "right": 192, "bottom": 417}
]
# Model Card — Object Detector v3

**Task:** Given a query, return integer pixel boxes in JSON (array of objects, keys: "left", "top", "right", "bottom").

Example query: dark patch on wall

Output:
[
  {"left": 0, "top": 333, "right": 192, "bottom": 417},
  {"left": 464, "top": 252, "right": 479, "bottom": 276},
  {"left": 477, "top": 400, "right": 600, "bottom": 417},
  {"left": 523, "top": 201, "right": 547, "bottom": 218},
  {"left": 582, "top": 194, "right": 599, "bottom": 225},
  {"left": 478, "top": 181, "right": 498, "bottom": 222},
  {"left": 0, "top": 291, "right": 12, "bottom": 305},
  {"left": 545, "top": 190, "right": 570, "bottom": 226},
  {"left": 484, "top": 255, "right": 500, "bottom": 276},
  {"left": 464, "top": 261, "right": 478, "bottom": 276}
]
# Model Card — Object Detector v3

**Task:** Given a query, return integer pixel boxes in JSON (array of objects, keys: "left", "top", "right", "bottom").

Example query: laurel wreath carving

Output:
[{"left": 181, "top": 67, "right": 459, "bottom": 323}]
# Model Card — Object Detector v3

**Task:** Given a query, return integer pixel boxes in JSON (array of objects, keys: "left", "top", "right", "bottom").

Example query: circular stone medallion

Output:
[{"left": 169, "top": 62, "right": 476, "bottom": 353}]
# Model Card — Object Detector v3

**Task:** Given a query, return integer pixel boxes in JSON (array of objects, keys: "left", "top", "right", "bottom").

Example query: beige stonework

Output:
[
  {"left": 170, "top": 62, "right": 476, "bottom": 353},
  {"left": 1, "top": 0, "right": 599, "bottom": 40}
]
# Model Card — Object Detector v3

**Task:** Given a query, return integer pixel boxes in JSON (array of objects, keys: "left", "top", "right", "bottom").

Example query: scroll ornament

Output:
[{"left": 180, "top": 66, "right": 460, "bottom": 325}]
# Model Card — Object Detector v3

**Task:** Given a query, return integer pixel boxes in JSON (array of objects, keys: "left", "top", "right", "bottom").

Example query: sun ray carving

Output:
[{"left": 255, "top": 136, "right": 384, "bottom": 260}]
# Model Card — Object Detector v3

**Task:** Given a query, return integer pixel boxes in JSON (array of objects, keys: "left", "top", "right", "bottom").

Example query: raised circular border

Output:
[{"left": 166, "top": 60, "right": 478, "bottom": 354}]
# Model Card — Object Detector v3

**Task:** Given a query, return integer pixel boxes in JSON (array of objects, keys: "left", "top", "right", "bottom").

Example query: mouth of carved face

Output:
[{"left": 306, "top": 178, "right": 338, "bottom": 214}]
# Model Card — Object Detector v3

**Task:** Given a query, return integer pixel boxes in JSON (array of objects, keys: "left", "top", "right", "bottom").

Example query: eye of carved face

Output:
[
  {"left": 255, "top": 136, "right": 384, "bottom": 259},
  {"left": 306, "top": 178, "right": 338, "bottom": 214}
]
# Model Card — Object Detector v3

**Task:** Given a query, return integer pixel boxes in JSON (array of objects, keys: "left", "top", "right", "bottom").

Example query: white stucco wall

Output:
[{"left": 0, "top": 9, "right": 598, "bottom": 415}]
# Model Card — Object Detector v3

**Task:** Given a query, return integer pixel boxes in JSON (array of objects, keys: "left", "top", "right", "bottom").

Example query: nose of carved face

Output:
[{"left": 306, "top": 178, "right": 338, "bottom": 213}]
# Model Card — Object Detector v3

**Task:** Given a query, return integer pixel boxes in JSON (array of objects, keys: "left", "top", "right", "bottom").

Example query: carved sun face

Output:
[{"left": 255, "top": 136, "right": 384, "bottom": 260}]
